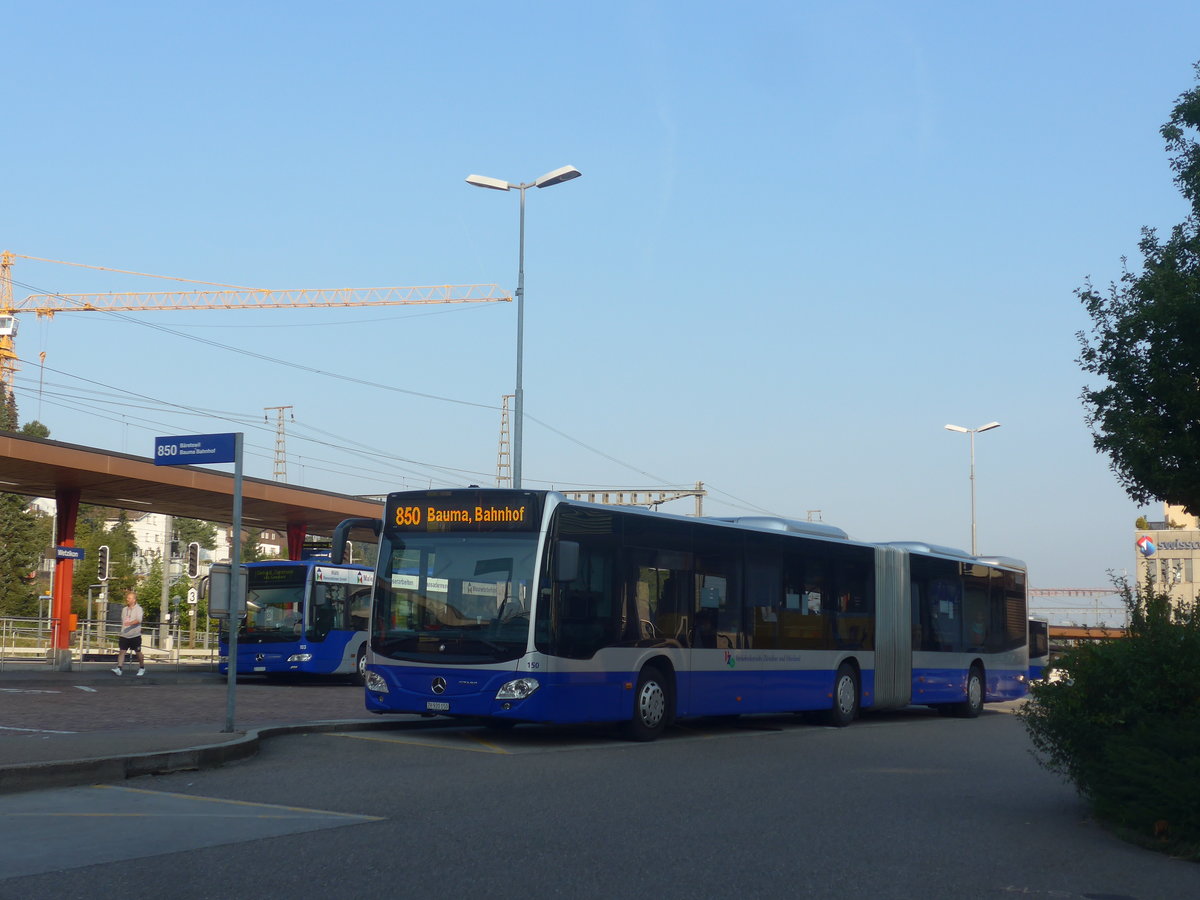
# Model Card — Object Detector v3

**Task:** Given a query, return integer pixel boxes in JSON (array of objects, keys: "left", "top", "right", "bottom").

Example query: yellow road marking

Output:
[{"left": 92, "top": 784, "right": 383, "bottom": 819}]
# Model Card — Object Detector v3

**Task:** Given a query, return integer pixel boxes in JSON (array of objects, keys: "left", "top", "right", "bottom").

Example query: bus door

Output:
[
  {"left": 691, "top": 536, "right": 746, "bottom": 716},
  {"left": 627, "top": 548, "right": 693, "bottom": 713}
]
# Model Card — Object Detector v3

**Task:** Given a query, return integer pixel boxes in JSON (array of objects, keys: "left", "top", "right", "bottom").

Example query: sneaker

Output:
[
  {"left": 136, "top": 668, "right": 145, "bottom": 677},
  {"left": 111, "top": 667, "right": 122, "bottom": 676}
]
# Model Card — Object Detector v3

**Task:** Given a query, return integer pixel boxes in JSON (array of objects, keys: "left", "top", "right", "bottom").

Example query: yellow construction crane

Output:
[{"left": 0, "top": 251, "right": 511, "bottom": 388}]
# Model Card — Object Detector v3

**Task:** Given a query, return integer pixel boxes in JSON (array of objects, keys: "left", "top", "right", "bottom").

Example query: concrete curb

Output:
[{"left": 0, "top": 718, "right": 414, "bottom": 796}]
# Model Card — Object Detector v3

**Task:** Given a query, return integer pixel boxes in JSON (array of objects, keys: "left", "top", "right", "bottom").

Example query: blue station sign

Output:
[
  {"left": 154, "top": 433, "right": 238, "bottom": 466},
  {"left": 55, "top": 546, "right": 85, "bottom": 560}
]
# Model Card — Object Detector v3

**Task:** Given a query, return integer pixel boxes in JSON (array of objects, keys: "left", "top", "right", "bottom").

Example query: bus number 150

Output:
[{"left": 394, "top": 506, "right": 423, "bottom": 527}]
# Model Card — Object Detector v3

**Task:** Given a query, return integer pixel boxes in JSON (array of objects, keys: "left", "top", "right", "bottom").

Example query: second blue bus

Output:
[{"left": 219, "top": 559, "right": 374, "bottom": 681}]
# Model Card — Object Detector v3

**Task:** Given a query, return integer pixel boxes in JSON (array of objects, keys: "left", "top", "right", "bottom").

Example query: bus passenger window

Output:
[
  {"left": 629, "top": 562, "right": 691, "bottom": 647},
  {"left": 962, "top": 568, "right": 990, "bottom": 651},
  {"left": 695, "top": 558, "right": 741, "bottom": 650},
  {"left": 780, "top": 558, "right": 829, "bottom": 650},
  {"left": 928, "top": 577, "right": 963, "bottom": 651},
  {"left": 746, "top": 556, "right": 781, "bottom": 650}
]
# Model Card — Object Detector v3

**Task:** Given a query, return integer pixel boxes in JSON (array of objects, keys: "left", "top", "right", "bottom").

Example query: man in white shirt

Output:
[{"left": 112, "top": 589, "right": 146, "bottom": 677}]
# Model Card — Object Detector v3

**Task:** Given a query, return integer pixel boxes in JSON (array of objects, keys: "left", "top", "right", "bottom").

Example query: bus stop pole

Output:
[{"left": 223, "top": 433, "right": 244, "bottom": 733}]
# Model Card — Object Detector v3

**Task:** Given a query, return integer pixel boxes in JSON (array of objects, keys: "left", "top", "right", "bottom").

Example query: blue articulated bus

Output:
[
  {"left": 219, "top": 559, "right": 375, "bottom": 682},
  {"left": 361, "top": 489, "right": 1029, "bottom": 739},
  {"left": 1027, "top": 616, "right": 1050, "bottom": 682}
]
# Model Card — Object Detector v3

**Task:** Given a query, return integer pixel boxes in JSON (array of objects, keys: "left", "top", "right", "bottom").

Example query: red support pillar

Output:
[
  {"left": 51, "top": 488, "right": 81, "bottom": 665},
  {"left": 286, "top": 523, "right": 307, "bottom": 561}
]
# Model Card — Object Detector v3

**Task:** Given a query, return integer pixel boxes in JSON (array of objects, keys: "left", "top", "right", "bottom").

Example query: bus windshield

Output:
[
  {"left": 372, "top": 534, "right": 538, "bottom": 663},
  {"left": 241, "top": 566, "right": 306, "bottom": 643}
]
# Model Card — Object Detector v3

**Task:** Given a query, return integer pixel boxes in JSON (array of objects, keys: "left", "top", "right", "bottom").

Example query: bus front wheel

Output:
[
  {"left": 825, "top": 663, "right": 859, "bottom": 727},
  {"left": 622, "top": 665, "right": 670, "bottom": 742},
  {"left": 353, "top": 646, "right": 367, "bottom": 686}
]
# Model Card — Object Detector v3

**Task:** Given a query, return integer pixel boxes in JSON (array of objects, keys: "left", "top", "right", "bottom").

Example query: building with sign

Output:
[{"left": 1134, "top": 503, "right": 1200, "bottom": 606}]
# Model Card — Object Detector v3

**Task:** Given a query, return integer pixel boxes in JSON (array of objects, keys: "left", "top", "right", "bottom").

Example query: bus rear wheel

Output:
[
  {"left": 825, "top": 662, "right": 859, "bottom": 727},
  {"left": 622, "top": 665, "right": 670, "bottom": 742},
  {"left": 953, "top": 665, "right": 984, "bottom": 718}
]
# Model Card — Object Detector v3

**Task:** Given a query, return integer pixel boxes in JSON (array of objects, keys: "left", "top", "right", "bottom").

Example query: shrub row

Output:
[{"left": 1017, "top": 581, "right": 1200, "bottom": 860}]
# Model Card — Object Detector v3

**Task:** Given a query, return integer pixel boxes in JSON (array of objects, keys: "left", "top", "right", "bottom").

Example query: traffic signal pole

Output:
[
  {"left": 160, "top": 515, "right": 172, "bottom": 652},
  {"left": 96, "top": 545, "right": 110, "bottom": 660}
]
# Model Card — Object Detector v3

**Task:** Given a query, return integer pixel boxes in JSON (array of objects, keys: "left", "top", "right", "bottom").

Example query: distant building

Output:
[
  {"left": 99, "top": 512, "right": 283, "bottom": 576},
  {"left": 1134, "top": 503, "right": 1200, "bottom": 606},
  {"left": 29, "top": 502, "right": 283, "bottom": 582}
]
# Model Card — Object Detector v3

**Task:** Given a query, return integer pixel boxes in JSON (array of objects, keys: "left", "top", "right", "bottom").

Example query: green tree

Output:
[
  {"left": 105, "top": 512, "right": 140, "bottom": 598},
  {"left": 137, "top": 557, "right": 164, "bottom": 624},
  {"left": 1077, "top": 63, "right": 1200, "bottom": 515},
  {"left": 0, "top": 386, "right": 16, "bottom": 434},
  {"left": 70, "top": 505, "right": 114, "bottom": 616},
  {"left": 0, "top": 390, "right": 53, "bottom": 616},
  {"left": 0, "top": 497, "right": 49, "bottom": 616},
  {"left": 65, "top": 506, "right": 143, "bottom": 613},
  {"left": 241, "top": 528, "right": 275, "bottom": 562},
  {"left": 176, "top": 517, "right": 217, "bottom": 552}
]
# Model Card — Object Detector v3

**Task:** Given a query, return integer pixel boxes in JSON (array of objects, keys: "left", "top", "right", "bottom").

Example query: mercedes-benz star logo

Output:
[{"left": 431, "top": 677, "right": 447, "bottom": 695}]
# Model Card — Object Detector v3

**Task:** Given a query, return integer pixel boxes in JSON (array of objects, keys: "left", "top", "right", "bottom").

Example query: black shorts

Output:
[{"left": 118, "top": 636, "right": 142, "bottom": 653}]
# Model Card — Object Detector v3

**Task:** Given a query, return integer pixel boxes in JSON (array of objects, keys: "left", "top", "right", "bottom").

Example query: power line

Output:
[
  {"left": 11, "top": 367, "right": 496, "bottom": 487},
  {"left": 8, "top": 275, "right": 785, "bottom": 514}
]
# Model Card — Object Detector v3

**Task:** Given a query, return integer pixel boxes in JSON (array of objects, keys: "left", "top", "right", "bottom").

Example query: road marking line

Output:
[
  {"left": 74, "top": 686, "right": 98, "bottom": 692},
  {"left": 465, "top": 733, "right": 510, "bottom": 753},
  {"left": 0, "top": 725, "right": 77, "bottom": 734},
  {"left": 9, "top": 812, "right": 356, "bottom": 819},
  {"left": 0, "top": 688, "right": 62, "bottom": 694},
  {"left": 93, "top": 785, "right": 384, "bottom": 820},
  {"left": 328, "top": 731, "right": 511, "bottom": 755}
]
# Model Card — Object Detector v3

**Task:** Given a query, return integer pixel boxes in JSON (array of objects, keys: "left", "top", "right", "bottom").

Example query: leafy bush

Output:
[{"left": 1017, "top": 579, "right": 1200, "bottom": 858}]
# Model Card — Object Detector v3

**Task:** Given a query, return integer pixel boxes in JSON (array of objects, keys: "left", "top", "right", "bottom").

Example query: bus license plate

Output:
[{"left": 426, "top": 701, "right": 450, "bottom": 711}]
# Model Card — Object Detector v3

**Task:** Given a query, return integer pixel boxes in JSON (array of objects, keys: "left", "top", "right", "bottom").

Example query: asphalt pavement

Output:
[{"left": 0, "top": 659, "right": 411, "bottom": 794}]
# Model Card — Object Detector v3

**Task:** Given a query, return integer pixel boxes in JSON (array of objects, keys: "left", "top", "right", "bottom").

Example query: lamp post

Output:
[
  {"left": 466, "top": 165, "right": 582, "bottom": 489},
  {"left": 944, "top": 421, "right": 1001, "bottom": 555}
]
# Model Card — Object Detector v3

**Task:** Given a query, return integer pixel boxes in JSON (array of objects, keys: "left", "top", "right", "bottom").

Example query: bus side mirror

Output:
[
  {"left": 208, "top": 563, "right": 248, "bottom": 619},
  {"left": 555, "top": 541, "right": 580, "bottom": 582}
]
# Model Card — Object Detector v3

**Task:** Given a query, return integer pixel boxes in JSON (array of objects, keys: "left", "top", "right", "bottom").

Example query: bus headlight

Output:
[
  {"left": 365, "top": 670, "right": 389, "bottom": 693},
  {"left": 496, "top": 677, "right": 540, "bottom": 701},
  {"left": 287, "top": 653, "right": 313, "bottom": 663}
]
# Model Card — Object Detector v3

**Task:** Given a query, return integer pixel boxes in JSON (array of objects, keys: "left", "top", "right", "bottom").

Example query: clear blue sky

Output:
[{"left": 6, "top": 2, "right": 1200, "bottom": 588}]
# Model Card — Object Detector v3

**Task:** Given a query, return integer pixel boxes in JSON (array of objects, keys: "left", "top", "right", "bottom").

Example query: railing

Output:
[
  {"left": 0, "top": 616, "right": 220, "bottom": 668},
  {"left": 1029, "top": 605, "right": 1129, "bottom": 629}
]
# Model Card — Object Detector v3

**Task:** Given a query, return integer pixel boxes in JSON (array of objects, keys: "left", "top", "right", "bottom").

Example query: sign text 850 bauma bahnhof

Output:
[{"left": 154, "top": 433, "right": 238, "bottom": 466}]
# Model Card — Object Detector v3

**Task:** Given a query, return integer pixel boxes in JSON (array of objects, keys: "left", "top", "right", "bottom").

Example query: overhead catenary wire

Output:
[
  {"left": 8, "top": 272, "right": 785, "bottom": 516},
  {"left": 11, "top": 367, "right": 497, "bottom": 489},
  {"left": 13, "top": 370, "right": 786, "bottom": 516}
]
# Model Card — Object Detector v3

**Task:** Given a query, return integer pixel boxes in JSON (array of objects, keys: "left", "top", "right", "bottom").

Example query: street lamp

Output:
[
  {"left": 466, "top": 165, "right": 582, "bottom": 490},
  {"left": 944, "top": 421, "right": 1001, "bottom": 555}
]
